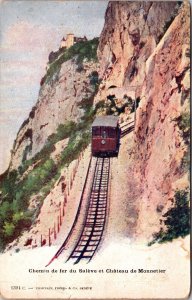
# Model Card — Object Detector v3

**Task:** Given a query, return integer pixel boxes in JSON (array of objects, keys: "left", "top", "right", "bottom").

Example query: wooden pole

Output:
[
  {"left": 54, "top": 223, "right": 56, "bottom": 239},
  {"left": 60, "top": 208, "right": 62, "bottom": 226},
  {"left": 70, "top": 174, "right": 73, "bottom": 189},
  {"left": 49, "top": 228, "right": 51, "bottom": 246},
  {"left": 57, "top": 216, "right": 60, "bottom": 233},
  {"left": 67, "top": 172, "right": 70, "bottom": 195},
  {"left": 134, "top": 98, "right": 137, "bottom": 125},
  {"left": 64, "top": 194, "right": 67, "bottom": 206}
]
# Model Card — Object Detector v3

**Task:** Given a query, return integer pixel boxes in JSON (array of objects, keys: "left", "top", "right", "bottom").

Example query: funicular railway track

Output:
[
  {"left": 46, "top": 156, "right": 110, "bottom": 266},
  {"left": 120, "top": 120, "right": 134, "bottom": 137},
  {"left": 46, "top": 116, "right": 134, "bottom": 267},
  {"left": 67, "top": 157, "right": 110, "bottom": 264}
]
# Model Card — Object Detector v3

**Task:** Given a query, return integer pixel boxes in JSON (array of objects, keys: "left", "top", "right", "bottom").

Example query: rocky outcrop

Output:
[{"left": 10, "top": 58, "right": 98, "bottom": 170}]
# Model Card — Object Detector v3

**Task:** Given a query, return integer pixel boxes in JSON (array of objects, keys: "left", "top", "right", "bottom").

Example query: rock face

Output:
[
  {"left": 95, "top": 1, "right": 180, "bottom": 102},
  {"left": 133, "top": 2, "right": 190, "bottom": 238},
  {"left": 97, "top": 1, "right": 190, "bottom": 239},
  {"left": 10, "top": 59, "right": 98, "bottom": 170}
]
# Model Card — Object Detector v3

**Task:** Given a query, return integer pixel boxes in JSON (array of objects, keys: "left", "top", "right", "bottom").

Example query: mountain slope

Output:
[
  {"left": 9, "top": 38, "right": 99, "bottom": 171},
  {"left": 0, "top": 39, "right": 100, "bottom": 250}
]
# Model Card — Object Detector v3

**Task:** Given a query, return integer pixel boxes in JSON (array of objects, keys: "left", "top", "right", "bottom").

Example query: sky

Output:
[{"left": 0, "top": 0, "right": 108, "bottom": 174}]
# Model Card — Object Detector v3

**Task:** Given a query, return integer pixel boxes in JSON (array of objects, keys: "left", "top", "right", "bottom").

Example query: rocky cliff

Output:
[
  {"left": 95, "top": 1, "right": 181, "bottom": 102},
  {"left": 9, "top": 41, "right": 99, "bottom": 170},
  {"left": 96, "top": 1, "right": 190, "bottom": 240},
  {"left": 133, "top": 2, "right": 190, "bottom": 239}
]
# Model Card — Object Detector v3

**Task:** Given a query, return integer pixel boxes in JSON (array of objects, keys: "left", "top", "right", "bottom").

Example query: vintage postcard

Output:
[{"left": 0, "top": 1, "right": 190, "bottom": 299}]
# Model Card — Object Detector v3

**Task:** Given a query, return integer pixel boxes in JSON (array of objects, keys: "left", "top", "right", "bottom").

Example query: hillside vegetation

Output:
[
  {"left": 0, "top": 104, "right": 100, "bottom": 250},
  {"left": 0, "top": 38, "right": 100, "bottom": 251},
  {"left": 41, "top": 38, "right": 99, "bottom": 85}
]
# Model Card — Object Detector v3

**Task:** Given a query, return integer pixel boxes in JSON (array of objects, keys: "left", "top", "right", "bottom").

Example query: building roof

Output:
[{"left": 92, "top": 116, "right": 118, "bottom": 128}]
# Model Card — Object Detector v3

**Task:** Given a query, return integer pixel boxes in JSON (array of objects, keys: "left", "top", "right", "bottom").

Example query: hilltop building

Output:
[{"left": 60, "top": 33, "right": 87, "bottom": 49}]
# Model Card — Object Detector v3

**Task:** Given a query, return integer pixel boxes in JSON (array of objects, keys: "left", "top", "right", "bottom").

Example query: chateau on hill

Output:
[{"left": 60, "top": 33, "right": 87, "bottom": 49}]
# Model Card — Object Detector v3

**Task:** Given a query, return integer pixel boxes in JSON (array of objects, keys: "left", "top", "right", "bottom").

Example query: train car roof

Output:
[{"left": 92, "top": 116, "right": 118, "bottom": 128}]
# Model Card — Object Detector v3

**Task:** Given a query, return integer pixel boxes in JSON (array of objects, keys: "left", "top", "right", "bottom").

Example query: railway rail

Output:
[
  {"left": 67, "top": 157, "right": 110, "bottom": 264},
  {"left": 46, "top": 156, "right": 110, "bottom": 266},
  {"left": 120, "top": 120, "right": 134, "bottom": 137}
]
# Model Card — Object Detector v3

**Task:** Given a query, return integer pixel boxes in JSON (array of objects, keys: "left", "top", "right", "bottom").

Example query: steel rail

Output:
[{"left": 67, "top": 157, "right": 110, "bottom": 264}]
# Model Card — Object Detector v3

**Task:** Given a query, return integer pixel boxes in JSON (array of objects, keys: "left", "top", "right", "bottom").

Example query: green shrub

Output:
[
  {"left": 148, "top": 189, "right": 190, "bottom": 246},
  {"left": 56, "top": 121, "right": 77, "bottom": 140},
  {"left": 0, "top": 170, "right": 18, "bottom": 201},
  {"left": 175, "top": 111, "right": 190, "bottom": 143},
  {"left": 60, "top": 130, "right": 90, "bottom": 165},
  {"left": 181, "top": 149, "right": 190, "bottom": 172},
  {"left": 14, "top": 212, "right": 32, "bottom": 232},
  {"left": 12, "top": 212, "right": 24, "bottom": 223},
  {"left": 44, "top": 38, "right": 99, "bottom": 84},
  {"left": 22, "top": 159, "right": 57, "bottom": 196},
  {"left": 77, "top": 87, "right": 98, "bottom": 125},
  {"left": 0, "top": 157, "right": 58, "bottom": 246},
  {"left": 22, "top": 144, "right": 32, "bottom": 163},
  {"left": 96, "top": 95, "right": 136, "bottom": 116},
  {"left": 0, "top": 201, "right": 13, "bottom": 221},
  {"left": 89, "top": 71, "right": 100, "bottom": 91},
  {"left": 3, "top": 222, "right": 15, "bottom": 237},
  {"left": 173, "top": 111, "right": 190, "bottom": 173},
  {"left": 95, "top": 100, "right": 105, "bottom": 111},
  {"left": 178, "top": 111, "right": 190, "bottom": 131}
]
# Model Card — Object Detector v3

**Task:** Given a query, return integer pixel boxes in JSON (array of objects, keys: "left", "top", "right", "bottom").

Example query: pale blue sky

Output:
[{"left": 0, "top": 0, "right": 108, "bottom": 173}]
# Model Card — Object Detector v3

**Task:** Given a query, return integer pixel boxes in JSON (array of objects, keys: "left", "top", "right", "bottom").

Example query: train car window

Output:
[
  {"left": 101, "top": 129, "right": 107, "bottom": 138},
  {"left": 108, "top": 128, "right": 116, "bottom": 137},
  {"left": 92, "top": 127, "right": 100, "bottom": 136}
]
